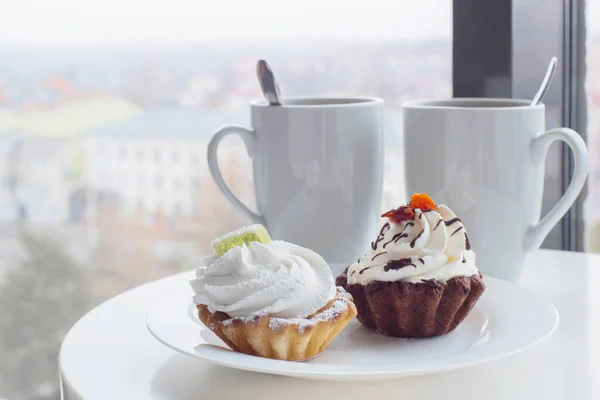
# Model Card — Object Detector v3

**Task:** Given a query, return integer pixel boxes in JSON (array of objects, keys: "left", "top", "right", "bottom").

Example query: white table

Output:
[{"left": 60, "top": 250, "right": 599, "bottom": 400}]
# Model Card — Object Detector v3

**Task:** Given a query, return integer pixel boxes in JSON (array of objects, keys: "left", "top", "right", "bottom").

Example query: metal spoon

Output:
[
  {"left": 531, "top": 57, "right": 557, "bottom": 106},
  {"left": 256, "top": 59, "right": 283, "bottom": 105}
]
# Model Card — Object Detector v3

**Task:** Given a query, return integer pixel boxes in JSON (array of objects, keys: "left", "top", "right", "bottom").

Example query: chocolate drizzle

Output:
[
  {"left": 444, "top": 217, "right": 461, "bottom": 226},
  {"left": 462, "top": 256, "right": 466, "bottom": 263},
  {"left": 383, "top": 258, "right": 416, "bottom": 271},
  {"left": 381, "top": 222, "right": 414, "bottom": 249},
  {"left": 410, "top": 229, "right": 425, "bottom": 248},
  {"left": 383, "top": 233, "right": 408, "bottom": 248},
  {"left": 465, "top": 233, "right": 471, "bottom": 250},
  {"left": 433, "top": 219, "right": 444, "bottom": 231},
  {"left": 371, "top": 222, "right": 390, "bottom": 250},
  {"left": 418, "top": 258, "right": 425, "bottom": 264},
  {"left": 371, "top": 252, "right": 387, "bottom": 261},
  {"left": 451, "top": 226, "right": 464, "bottom": 236}
]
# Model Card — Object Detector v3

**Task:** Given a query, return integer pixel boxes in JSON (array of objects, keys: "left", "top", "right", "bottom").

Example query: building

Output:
[
  {"left": 85, "top": 108, "right": 248, "bottom": 219},
  {"left": 0, "top": 132, "right": 86, "bottom": 224},
  {"left": 0, "top": 97, "right": 142, "bottom": 225}
]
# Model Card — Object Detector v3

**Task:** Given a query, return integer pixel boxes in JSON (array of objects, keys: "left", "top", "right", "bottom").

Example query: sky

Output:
[
  {"left": 2, "top": 1, "right": 600, "bottom": 45},
  {"left": 0, "top": 0, "right": 452, "bottom": 45}
]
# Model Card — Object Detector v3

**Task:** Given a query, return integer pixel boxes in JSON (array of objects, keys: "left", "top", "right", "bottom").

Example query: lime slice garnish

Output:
[{"left": 210, "top": 224, "right": 272, "bottom": 256}]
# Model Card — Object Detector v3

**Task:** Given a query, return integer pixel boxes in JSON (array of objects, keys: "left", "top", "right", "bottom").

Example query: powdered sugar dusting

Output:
[
  {"left": 310, "top": 289, "right": 353, "bottom": 323},
  {"left": 268, "top": 317, "right": 313, "bottom": 333},
  {"left": 222, "top": 287, "right": 352, "bottom": 334},
  {"left": 222, "top": 311, "right": 268, "bottom": 326}
]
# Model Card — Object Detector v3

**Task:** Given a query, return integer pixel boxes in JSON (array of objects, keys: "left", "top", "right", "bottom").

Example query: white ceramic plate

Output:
[{"left": 146, "top": 268, "right": 559, "bottom": 381}]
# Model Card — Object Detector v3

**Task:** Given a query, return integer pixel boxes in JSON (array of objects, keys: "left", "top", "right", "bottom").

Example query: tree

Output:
[
  {"left": 193, "top": 147, "right": 254, "bottom": 252},
  {"left": 0, "top": 229, "right": 92, "bottom": 400}
]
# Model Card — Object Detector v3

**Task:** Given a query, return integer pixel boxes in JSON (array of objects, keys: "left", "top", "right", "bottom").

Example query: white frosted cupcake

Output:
[{"left": 190, "top": 227, "right": 357, "bottom": 361}]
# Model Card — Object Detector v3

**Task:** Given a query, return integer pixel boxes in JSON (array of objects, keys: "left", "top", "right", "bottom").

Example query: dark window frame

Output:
[{"left": 452, "top": 0, "right": 587, "bottom": 251}]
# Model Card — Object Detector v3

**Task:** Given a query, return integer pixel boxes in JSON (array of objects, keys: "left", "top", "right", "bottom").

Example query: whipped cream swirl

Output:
[
  {"left": 190, "top": 241, "right": 336, "bottom": 319},
  {"left": 347, "top": 205, "right": 478, "bottom": 285}
]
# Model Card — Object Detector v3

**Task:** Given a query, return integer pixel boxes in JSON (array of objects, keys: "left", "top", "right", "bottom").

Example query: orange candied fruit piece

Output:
[
  {"left": 381, "top": 193, "right": 439, "bottom": 223},
  {"left": 408, "top": 193, "right": 439, "bottom": 212}
]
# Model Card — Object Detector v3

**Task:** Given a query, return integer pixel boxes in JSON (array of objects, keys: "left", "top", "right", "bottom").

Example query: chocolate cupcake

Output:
[{"left": 336, "top": 193, "right": 485, "bottom": 338}]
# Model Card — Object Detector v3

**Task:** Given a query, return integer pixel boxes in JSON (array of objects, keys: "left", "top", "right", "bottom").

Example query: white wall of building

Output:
[
  {"left": 86, "top": 137, "right": 207, "bottom": 217},
  {"left": 0, "top": 137, "right": 79, "bottom": 224}
]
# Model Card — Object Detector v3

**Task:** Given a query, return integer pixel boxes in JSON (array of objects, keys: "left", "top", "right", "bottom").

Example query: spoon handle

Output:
[
  {"left": 531, "top": 57, "right": 557, "bottom": 106},
  {"left": 256, "top": 60, "right": 283, "bottom": 106}
]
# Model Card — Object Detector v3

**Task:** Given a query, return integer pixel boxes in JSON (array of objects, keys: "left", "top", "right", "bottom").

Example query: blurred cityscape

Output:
[
  {"left": 0, "top": 41, "right": 452, "bottom": 278},
  {"left": 1, "top": 36, "right": 600, "bottom": 399},
  {"left": 0, "top": 40, "right": 450, "bottom": 400}
]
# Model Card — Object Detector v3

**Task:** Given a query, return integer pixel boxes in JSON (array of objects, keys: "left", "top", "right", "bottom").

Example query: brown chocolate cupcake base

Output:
[{"left": 336, "top": 269, "right": 485, "bottom": 338}]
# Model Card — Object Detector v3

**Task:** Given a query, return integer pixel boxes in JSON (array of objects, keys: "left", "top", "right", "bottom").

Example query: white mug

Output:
[
  {"left": 207, "top": 97, "right": 384, "bottom": 263},
  {"left": 403, "top": 98, "right": 589, "bottom": 282}
]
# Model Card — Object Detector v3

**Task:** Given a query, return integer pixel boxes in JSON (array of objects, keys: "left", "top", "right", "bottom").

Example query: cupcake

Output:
[
  {"left": 190, "top": 225, "right": 357, "bottom": 361},
  {"left": 336, "top": 193, "right": 485, "bottom": 338}
]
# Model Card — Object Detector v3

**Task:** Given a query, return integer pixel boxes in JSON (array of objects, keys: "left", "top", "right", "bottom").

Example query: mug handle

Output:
[
  {"left": 207, "top": 125, "right": 265, "bottom": 225},
  {"left": 524, "top": 127, "right": 589, "bottom": 251}
]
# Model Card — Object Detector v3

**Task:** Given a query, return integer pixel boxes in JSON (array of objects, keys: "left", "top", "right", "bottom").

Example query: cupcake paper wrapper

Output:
[
  {"left": 336, "top": 269, "right": 485, "bottom": 338},
  {"left": 197, "top": 287, "right": 357, "bottom": 361}
]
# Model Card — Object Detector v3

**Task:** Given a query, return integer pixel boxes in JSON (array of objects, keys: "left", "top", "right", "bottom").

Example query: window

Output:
[
  {"left": 193, "top": 178, "right": 202, "bottom": 192},
  {"left": 453, "top": 1, "right": 579, "bottom": 250},
  {"left": 118, "top": 147, "right": 127, "bottom": 161},
  {"left": 104, "top": 173, "right": 113, "bottom": 187},
  {"left": 586, "top": 4, "right": 600, "bottom": 252},
  {"left": 98, "top": 146, "right": 109, "bottom": 159},
  {"left": 173, "top": 178, "right": 183, "bottom": 192},
  {"left": 173, "top": 202, "right": 183, "bottom": 217},
  {"left": 97, "top": 171, "right": 107, "bottom": 185},
  {"left": 154, "top": 175, "right": 164, "bottom": 190},
  {"left": 137, "top": 172, "right": 146, "bottom": 188},
  {"left": 0, "top": 1, "right": 453, "bottom": 399}
]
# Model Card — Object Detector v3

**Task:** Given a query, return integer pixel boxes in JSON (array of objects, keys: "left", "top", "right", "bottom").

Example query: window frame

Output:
[{"left": 452, "top": 0, "right": 587, "bottom": 251}]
